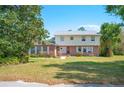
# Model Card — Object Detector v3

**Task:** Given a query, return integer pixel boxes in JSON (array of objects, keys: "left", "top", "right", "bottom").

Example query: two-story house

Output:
[
  {"left": 55, "top": 31, "right": 101, "bottom": 56},
  {"left": 29, "top": 30, "right": 101, "bottom": 56}
]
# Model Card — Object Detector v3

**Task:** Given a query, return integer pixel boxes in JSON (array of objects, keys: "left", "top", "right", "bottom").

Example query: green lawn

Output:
[{"left": 0, "top": 56, "right": 124, "bottom": 85}]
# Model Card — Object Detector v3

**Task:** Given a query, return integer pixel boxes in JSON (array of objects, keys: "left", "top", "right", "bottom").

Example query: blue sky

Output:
[{"left": 42, "top": 5, "right": 122, "bottom": 37}]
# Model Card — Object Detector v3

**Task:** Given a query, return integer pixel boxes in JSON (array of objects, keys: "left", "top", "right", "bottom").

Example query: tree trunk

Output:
[
  {"left": 106, "top": 40, "right": 113, "bottom": 57},
  {"left": 19, "top": 51, "right": 29, "bottom": 63}
]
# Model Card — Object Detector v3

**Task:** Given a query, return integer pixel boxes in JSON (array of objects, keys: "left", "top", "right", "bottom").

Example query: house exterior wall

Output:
[
  {"left": 49, "top": 45, "right": 56, "bottom": 56},
  {"left": 29, "top": 34, "right": 101, "bottom": 56},
  {"left": 69, "top": 46, "right": 77, "bottom": 56},
  {"left": 29, "top": 45, "right": 55, "bottom": 56},
  {"left": 56, "top": 45, "right": 99, "bottom": 56},
  {"left": 55, "top": 35, "right": 100, "bottom": 46}
]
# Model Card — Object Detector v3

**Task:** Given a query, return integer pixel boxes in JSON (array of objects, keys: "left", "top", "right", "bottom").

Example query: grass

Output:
[{"left": 0, "top": 56, "right": 124, "bottom": 85}]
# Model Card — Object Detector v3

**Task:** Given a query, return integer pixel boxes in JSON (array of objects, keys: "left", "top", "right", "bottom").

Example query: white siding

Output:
[{"left": 55, "top": 35, "right": 100, "bottom": 46}]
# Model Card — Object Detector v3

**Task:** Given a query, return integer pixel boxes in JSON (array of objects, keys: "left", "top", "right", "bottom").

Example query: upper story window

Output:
[
  {"left": 82, "top": 36, "right": 86, "bottom": 41},
  {"left": 60, "top": 36, "right": 64, "bottom": 41},
  {"left": 70, "top": 36, "right": 74, "bottom": 40},
  {"left": 91, "top": 36, "right": 95, "bottom": 41}
]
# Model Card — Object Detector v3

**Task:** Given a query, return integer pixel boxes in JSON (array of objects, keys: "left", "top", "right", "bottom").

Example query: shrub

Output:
[
  {"left": 113, "top": 48, "right": 124, "bottom": 55},
  {"left": 38, "top": 53, "right": 52, "bottom": 57},
  {"left": 30, "top": 53, "right": 54, "bottom": 58},
  {"left": 19, "top": 56, "right": 29, "bottom": 63},
  {"left": 30, "top": 54, "right": 38, "bottom": 57},
  {"left": 75, "top": 52, "right": 82, "bottom": 57},
  {"left": 0, "top": 57, "right": 19, "bottom": 65}
]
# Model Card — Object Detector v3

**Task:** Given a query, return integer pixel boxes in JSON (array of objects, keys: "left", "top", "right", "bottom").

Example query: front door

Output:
[
  {"left": 67, "top": 46, "right": 70, "bottom": 54},
  {"left": 59, "top": 47, "right": 67, "bottom": 55}
]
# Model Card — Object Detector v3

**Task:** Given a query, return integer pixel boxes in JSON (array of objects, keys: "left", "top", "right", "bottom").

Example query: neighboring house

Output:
[
  {"left": 55, "top": 31, "right": 101, "bottom": 56},
  {"left": 29, "top": 30, "right": 101, "bottom": 56}
]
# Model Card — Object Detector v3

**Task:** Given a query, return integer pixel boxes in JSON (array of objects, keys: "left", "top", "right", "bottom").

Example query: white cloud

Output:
[{"left": 78, "top": 24, "right": 100, "bottom": 32}]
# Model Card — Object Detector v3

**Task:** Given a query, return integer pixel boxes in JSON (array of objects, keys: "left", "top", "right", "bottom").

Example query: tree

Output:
[
  {"left": 106, "top": 6, "right": 124, "bottom": 21},
  {"left": 113, "top": 28, "right": 124, "bottom": 55},
  {"left": 100, "top": 23, "right": 121, "bottom": 57},
  {"left": 0, "top": 6, "right": 49, "bottom": 62},
  {"left": 78, "top": 26, "right": 85, "bottom": 31},
  {"left": 48, "top": 37, "right": 55, "bottom": 44},
  {"left": 106, "top": 5, "right": 124, "bottom": 55}
]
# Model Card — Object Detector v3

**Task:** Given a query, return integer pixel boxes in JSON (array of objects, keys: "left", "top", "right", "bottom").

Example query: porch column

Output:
[
  {"left": 40, "top": 46, "right": 43, "bottom": 54},
  {"left": 35, "top": 46, "right": 37, "bottom": 54},
  {"left": 47, "top": 46, "right": 49, "bottom": 55},
  {"left": 54, "top": 46, "right": 57, "bottom": 57}
]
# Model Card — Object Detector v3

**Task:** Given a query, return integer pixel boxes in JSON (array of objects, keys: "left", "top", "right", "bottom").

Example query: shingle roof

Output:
[{"left": 54, "top": 30, "right": 100, "bottom": 36}]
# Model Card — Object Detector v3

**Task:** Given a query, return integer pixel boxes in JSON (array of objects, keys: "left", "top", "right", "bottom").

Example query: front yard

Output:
[{"left": 0, "top": 56, "right": 124, "bottom": 85}]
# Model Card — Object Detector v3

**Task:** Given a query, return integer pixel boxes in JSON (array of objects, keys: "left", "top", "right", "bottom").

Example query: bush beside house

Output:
[{"left": 0, "top": 57, "right": 19, "bottom": 65}]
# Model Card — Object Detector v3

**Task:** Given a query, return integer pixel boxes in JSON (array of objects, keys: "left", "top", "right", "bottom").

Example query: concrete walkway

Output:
[{"left": 0, "top": 80, "right": 123, "bottom": 87}]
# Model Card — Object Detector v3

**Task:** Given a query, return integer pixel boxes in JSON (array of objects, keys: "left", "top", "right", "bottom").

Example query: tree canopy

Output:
[
  {"left": 0, "top": 6, "right": 49, "bottom": 62},
  {"left": 100, "top": 23, "right": 121, "bottom": 56},
  {"left": 105, "top": 5, "right": 124, "bottom": 55},
  {"left": 106, "top": 6, "right": 124, "bottom": 21},
  {"left": 78, "top": 26, "right": 85, "bottom": 31}
]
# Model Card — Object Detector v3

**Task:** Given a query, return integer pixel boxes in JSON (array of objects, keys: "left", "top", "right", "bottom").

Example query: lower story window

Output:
[
  {"left": 83, "top": 48, "right": 87, "bottom": 53},
  {"left": 43, "top": 46, "right": 47, "bottom": 52},
  {"left": 83, "top": 47, "right": 93, "bottom": 53},
  {"left": 87, "top": 47, "right": 93, "bottom": 53},
  {"left": 37, "top": 46, "right": 41, "bottom": 54},
  {"left": 31, "top": 48, "right": 35, "bottom": 54},
  {"left": 78, "top": 47, "right": 81, "bottom": 52}
]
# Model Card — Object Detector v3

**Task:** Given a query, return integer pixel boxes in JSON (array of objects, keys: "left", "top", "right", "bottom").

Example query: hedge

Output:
[{"left": 0, "top": 57, "right": 20, "bottom": 65}]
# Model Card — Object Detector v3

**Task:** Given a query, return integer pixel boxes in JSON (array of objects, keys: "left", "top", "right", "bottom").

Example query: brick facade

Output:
[
  {"left": 29, "top": 45, "right": 100, "bottom": 57},
  {"left": 56, "top": 45, "right": 100, "bottom": 56}
]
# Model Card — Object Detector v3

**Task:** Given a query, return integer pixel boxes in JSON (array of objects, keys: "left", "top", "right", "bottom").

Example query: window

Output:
[
  {"left": 60, "top": 36, "right": 64, "bottom": 41},
  {"left": 78, "top": 47, "right": 81, "bottom": 52},
  {"left": 87, "top": 47, "right": 93, "bottom": 53},
  {"left": 91, "top": 36, "right": 95, "bottom": 41},
  {"left": 82, "top": 36, "right": 86, "bottom": 41},
  {"left": 83, "top": 48, "right": 87, "bottom": 52},
  {"left": 43, "top": 46, "right": 47, "bottom": 52},
  {"left": 37, "top": 46, "right": 41, "bottom": 54},
  {"left": 31, "top": 47, "right": 35, "bottom": 54},
  {"left": 70, "top": 36, "right": 74, "bottom": 40},
  {"left": 82, "top": 47, "right": 93, "bottom": 53}
]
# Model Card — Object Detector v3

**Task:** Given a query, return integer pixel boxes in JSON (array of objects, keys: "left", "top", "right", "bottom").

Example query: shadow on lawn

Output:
[{"left": 43, "top": 60, "right": 124, "bottom": 84}]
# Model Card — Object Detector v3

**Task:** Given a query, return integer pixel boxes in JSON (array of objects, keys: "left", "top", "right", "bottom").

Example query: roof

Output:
[{"left": 54, "top": 30, "right": 101, "bottom": 36}]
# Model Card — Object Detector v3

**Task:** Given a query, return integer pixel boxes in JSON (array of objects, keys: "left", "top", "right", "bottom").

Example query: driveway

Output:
[{"left": 0, "top": 81, "right": 123, "bottom": 87}]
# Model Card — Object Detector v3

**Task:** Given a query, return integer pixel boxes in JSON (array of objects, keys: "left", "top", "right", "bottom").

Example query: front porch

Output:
[{"left": 28, "top": 45, "right": 56, "bottom": 57}]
